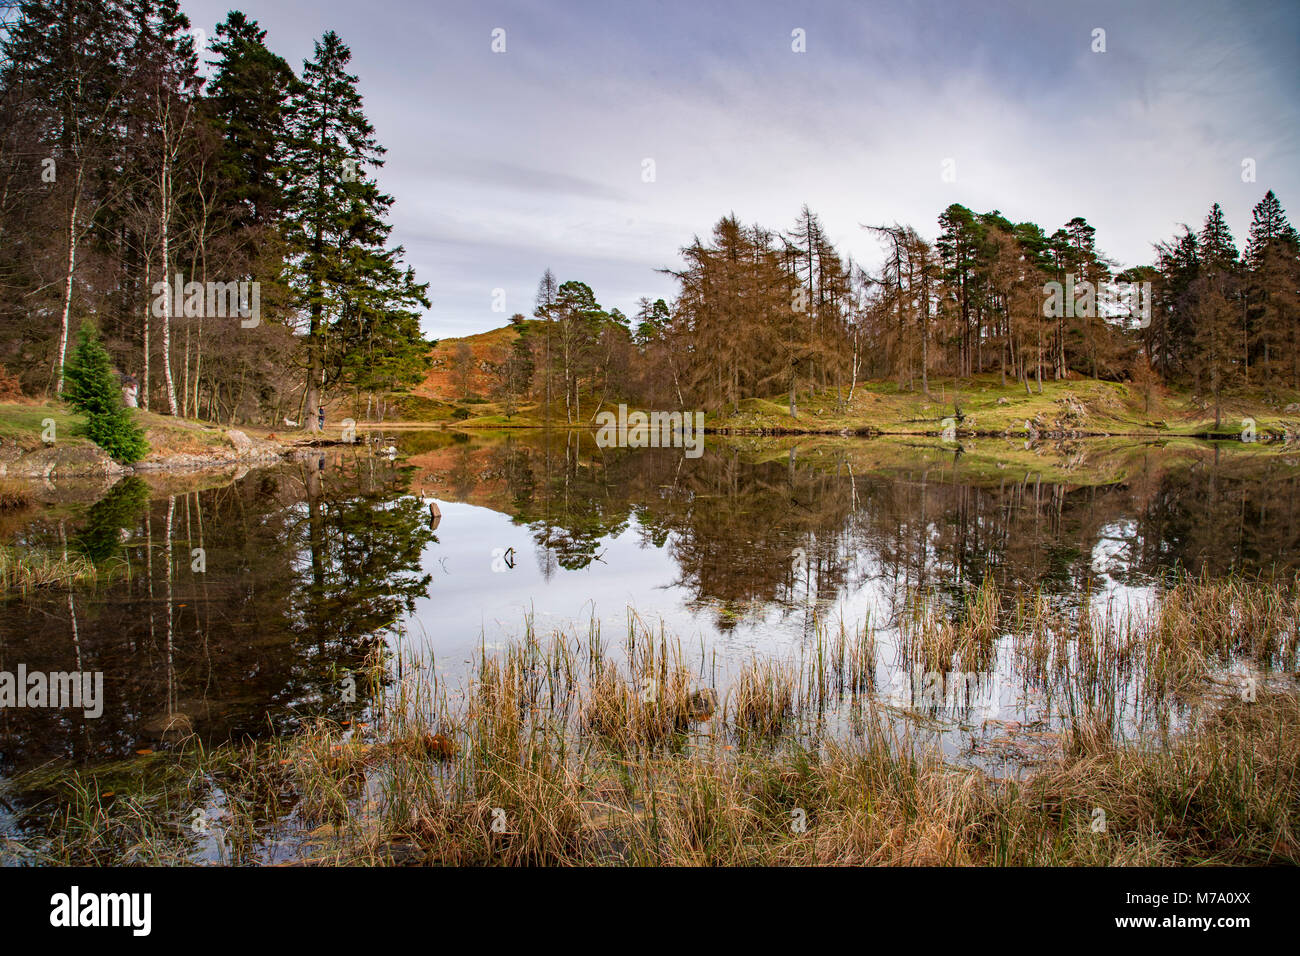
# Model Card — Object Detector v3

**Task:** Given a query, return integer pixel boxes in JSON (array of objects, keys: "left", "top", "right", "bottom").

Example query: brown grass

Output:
[
  {"left": 0, "top": 480, "right": 34, "bottom": 512},
  {"left": 7, "top": 574, "right": 1298, "bottom": 866}
]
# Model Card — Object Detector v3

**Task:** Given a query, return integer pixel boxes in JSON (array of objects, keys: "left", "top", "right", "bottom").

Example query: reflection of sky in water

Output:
[
  {"left": 397, "top": 498, "right": 1193, "bottom": 771},
  {"left": 403, "top": 501, "right": 907, "bottom": 666}
]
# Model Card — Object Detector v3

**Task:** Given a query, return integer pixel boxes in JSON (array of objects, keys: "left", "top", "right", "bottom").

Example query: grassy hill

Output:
[{"left": 0, "top": 399, "right": 284, "bottom": 477}]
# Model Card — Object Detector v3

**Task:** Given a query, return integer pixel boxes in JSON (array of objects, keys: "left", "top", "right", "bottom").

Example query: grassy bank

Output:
[
  {"left": 5, "top": 574, "right": 1297, "bottom": 866},
  {"left": 9, "top": 380, "right": 1298, "bottom": 453},
  {"left": 0, "top": 400, "right": 287, "bottom": 476},
  {"left": 402, "top": 366, "right": 1300, "bottom": 442}
]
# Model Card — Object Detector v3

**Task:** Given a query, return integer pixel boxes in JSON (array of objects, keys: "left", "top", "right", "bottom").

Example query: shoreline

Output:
[{"left": 2, "top": 422, "right": 1296, "bottom": 482}]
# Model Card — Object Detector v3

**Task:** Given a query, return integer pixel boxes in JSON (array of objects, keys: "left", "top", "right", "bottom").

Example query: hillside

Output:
[
  {"left": 414, "top": 325, "right": 521, "bottom": 403},
  {"left": 0, "top": 401, "right": 286, "bottom": 479}
]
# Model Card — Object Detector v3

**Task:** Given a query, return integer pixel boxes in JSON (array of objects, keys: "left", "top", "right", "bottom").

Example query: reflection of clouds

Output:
[
  {"left": 402, "top": 434, "right": 1297, "bottom": 766},
  {"left": 1090, "top": 519, "right": 1136, "bottom": 578}
]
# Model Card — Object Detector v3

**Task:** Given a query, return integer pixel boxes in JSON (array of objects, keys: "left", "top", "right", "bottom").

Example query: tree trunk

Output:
[
  {"left": 159, "top": 143, "right": 177, "bottom": 414},
  {"left": 55, "top": 187, "right": 81, "bottom": 396},
  {"left": 142, "top": 260, "right": 151, "bottom": 411}
]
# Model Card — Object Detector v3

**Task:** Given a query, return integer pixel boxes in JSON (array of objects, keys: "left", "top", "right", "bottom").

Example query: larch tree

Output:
[
  {"left": 533, "top": 268, "right": 558, "bottom": 424},
  {"left": 1243, "top": 190, "right": 1299, "bottom": 388}
]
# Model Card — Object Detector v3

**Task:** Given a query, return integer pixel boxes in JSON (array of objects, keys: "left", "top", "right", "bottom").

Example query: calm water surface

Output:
[{"left": 3, "top": 430, "right": 1299, "bottom": 830}]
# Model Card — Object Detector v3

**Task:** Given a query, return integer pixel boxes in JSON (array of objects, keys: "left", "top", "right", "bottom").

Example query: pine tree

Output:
[
  {"left": 1152, "top": 226, "right": 1199, "bottom": 376},
  {"left": 281, "top": 31, "right": 424, "bottom": 432},
  {"left": 337, "top": 256, "right": 430, "bottom": 401},
  {"left": 64, "top": 322, "right": 149, "bottom": 462},
  {"left": 552, "top": 279, "right": 606, "bottom": 423},
  {"left": 633, "top": 297, "right": 670, "bottom": 347},
  {"left": 1191, "top": 203, "right": 1241, "bottom": 427},
  {"left": 207, "top": 11, "right": 295, "bottom": 234},
  {"left": 1244, "top": 191, "right": 1300, "bottom": 388},
  {"left": 1199, "top": 202, "right": 1239, "bottom": 276}
]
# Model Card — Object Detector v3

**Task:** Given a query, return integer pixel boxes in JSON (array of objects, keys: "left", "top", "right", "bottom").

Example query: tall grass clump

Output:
[
  {"left": 0, "top": 480, "right": 34, "bottom": 511},
  {"left": 0, "top": 546, "right": 100, "bottom": 594},
  {"left": 3, "top": 575, "right": 1297, "bottom": 867}
]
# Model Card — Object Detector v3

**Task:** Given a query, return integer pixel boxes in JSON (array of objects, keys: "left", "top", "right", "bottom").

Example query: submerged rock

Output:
[{"left": 686, "top": 687, "right": 718, "bottom": 720}]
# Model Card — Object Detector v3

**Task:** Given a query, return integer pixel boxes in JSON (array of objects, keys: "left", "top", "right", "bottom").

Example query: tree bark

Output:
[
  {"left": 55, "top": 186, "right": 81, "bottom": 396},
  {"left": 160, "top": 160, "right": 177, "bottom": 415}
]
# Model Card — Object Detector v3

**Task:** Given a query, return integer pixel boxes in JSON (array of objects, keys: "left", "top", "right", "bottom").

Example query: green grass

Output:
[
  {"left": 405, "top": 375, "right": 1300, "bottom": 448},
  {"left": 704, "top": 374, "right": 1300, "bottom": 441},
  {"left": 0, "top": 403, "right": 88, "bottom": 447},
  {"left": 389, "top": 394, "right": 459, "bottom": 422},
  {"left": 0, "top": 401, "right": 261, "bottom": 463}
]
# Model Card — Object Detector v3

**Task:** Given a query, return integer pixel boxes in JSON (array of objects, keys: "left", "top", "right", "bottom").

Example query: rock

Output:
[
  {"left": 686, "top": 687, "right": 718, "bottom": 720},
  {"left": 0, "top": 442, "right": 126, "bottom": 479},
  {"left": 227, "top": 429, "right": 252, "bottom": 452},
  {"left": 1285, "top": 403, "right": 1300, "bottom": 413},
  {"left": 996, "top": 397, "right": 1009, "bottom": 405},
  {"left": 414, "top": 732, "right": 456, "bottom": 760}
]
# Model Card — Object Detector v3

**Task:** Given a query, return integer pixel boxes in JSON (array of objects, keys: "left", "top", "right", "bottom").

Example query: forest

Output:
[
  {"left": 508, "top": 195, "right": 1299, "bottom": 430},
  {"left": 2, "top": 2, "right": 1298, "bottom": 434},
  {"left": 0, "top": 1, "right": 428, "bottom": 429}
]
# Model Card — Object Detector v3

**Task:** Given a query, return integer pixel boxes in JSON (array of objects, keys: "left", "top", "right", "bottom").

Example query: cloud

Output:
[{"left": 181, "top": 0, "right": 1300, "bottom": 337}]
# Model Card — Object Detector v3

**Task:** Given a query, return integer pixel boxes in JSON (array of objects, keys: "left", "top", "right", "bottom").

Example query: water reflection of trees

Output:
[
  {"left": 4, "top": 434, "right": 1295, "bottom": 778},
  {"left": 450, "top": 434, "right": 1300, "bottom": 622},
  {"left": 0, "top": 451, "right": 433, "bottom": 774}
]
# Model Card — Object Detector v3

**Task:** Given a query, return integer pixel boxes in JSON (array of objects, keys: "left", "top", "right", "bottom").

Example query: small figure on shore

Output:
[
  {"left": 317, "top": 405, "right": 325, "bottom": 430},
  {"left": 120, "top": 373, "right": 138, "bottom": 409}
]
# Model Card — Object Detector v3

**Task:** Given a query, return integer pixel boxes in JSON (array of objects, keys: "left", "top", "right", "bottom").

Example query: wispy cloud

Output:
[{"left": 182, "top": 0, "right": 1300, "bottom": 337}]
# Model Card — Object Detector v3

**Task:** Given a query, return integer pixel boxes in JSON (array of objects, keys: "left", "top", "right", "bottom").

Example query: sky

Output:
[{"left": 178, "top": 0, "right": 1300, "bottom": 339}]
